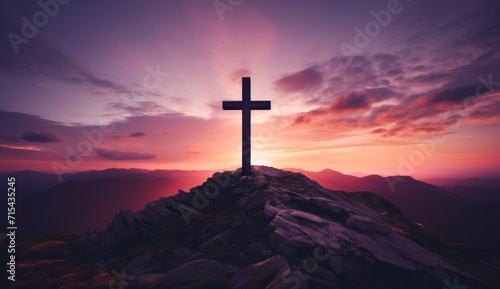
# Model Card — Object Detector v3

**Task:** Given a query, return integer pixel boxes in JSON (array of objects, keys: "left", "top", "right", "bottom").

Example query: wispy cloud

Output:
[
  {"left": 0, "top": 144, "right": 43, "bottom": 151},
  {"left": 0, "top": 39, "right": 166, "bottom": 99},
  {"left": 106, "top": 101, "right": 177, "bottom": 117},
  {"left": 274, "top": 66, "right": 323, "bottom": 94},
  {"left": 21, "top": 130, "right": 63, "bottom": 143},
  {"left": 129, "top": 132, "right": 146, "bottom": 137},
  {"left": 94, "top": 148, "right": 156, "bottom": 160}
]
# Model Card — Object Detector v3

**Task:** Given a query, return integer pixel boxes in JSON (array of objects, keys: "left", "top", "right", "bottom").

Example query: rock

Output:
[
  {"left": 230, "top": 255, "right": 289, "bottom": 289},
  {"left": 125, "top": 250, "right": 156, "bottom": 275},
  {"left": 346, "top": 214, "right": 389, "bottom": 235},
  {"left": 264, "top": 203, "right": 281, "bottom": 217},
  {"left": 72, "top": 166, "right": 497, "bottom": 289},
  {"left": 172, "top": 246, "right": 193, "bottom": 259},
  {"left": 177, "top": 189, "right": 191, "bottom": 203},
  {"left": 246, "top": 242, "right": 271, "bottom": 257},
  {"left": 327, "top": 255, "right": 344, "bottom": 274},
  {"left": 308, "top": 265, "right": 341, "bottom": 289},
  {"left": 163, "top": 259, "right": 236, "bottom": 288},
  {"left": 131, "top": 273, "right": 166, "bottom": 287},
  {"left": 309, "top": 197, "right": 346, "bottom": 214},
  {"left": 265, "top": 266, "right": 310, "bottom": 289},
  {"left": 289, "top": 210, "right": 327, "bottom": 224}
]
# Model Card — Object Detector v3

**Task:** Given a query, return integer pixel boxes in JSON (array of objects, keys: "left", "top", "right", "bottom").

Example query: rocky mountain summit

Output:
[{"left": 74, "top": 166, "right": 499, "bottom": 289}]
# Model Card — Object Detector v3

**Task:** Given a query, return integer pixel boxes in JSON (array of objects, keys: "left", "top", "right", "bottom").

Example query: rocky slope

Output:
[{"left": 74, "top": 166, "right": 499, "bottom": 289}]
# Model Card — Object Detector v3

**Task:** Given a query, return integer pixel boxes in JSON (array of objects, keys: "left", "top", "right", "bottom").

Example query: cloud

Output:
[
  {"left": 21, "top": 130, "right": 63, "bottom": 143},
  {"left": 273, "top": 54, "right": 405, "bottom": 105},
  {"left": 0, "top": 144, "right": 43, "bottom": 151},
  {"left": 274, "top": 66, "right": 323, "bottom": 94},
  {"left": 371, "top": 128, "right": 387, "bottom": 134},
  {"left": 229, "top": 68, "right": 252, "bottom": 83},
  {"left": 0, "top": 109, "right": 232, "bottom": 170},
  {"left": 412, "top": 0, "right": 500, "bottom": 51},
  {"left": 330, "top": 92, "right": 371, "bottom": 111},
  {"left": 94, "top": 148, "right": 156, "bottom": 160},
  {"left": 425, "top": 84, "right": 484, "bottom": 105},
  {"left": 275, "top": 16, "right": 500, "bottom": 138},
  {"left": 107, "top": 101, "right": 177, "bottom": 117},
  {"left": 292, "top": 88, "right": 394, "bottom": 125},
  {"left": 129, "top": 132, "right": 146, "bottom": 137},
  {"left": 0, "top": 38, "right": 165, "bottom": 99},
  {"left": 466, "top": 100, "right": 500, "bottom": 122},
  {"left": 186, "top": 151, "right": 200, "bottom": 155}
]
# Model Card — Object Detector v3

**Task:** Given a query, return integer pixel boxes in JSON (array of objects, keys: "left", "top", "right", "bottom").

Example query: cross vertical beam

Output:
[
  {"left": 222, "top": 77, "right": 271, "bottom": 175},
  {"left": 242, "top": 77, "right": 251, "bottom": 176}
]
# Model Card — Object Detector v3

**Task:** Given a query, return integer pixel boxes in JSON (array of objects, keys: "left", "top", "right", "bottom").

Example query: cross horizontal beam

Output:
[{"left": 222, "top": 101, "right": 271, "bottom": 110}]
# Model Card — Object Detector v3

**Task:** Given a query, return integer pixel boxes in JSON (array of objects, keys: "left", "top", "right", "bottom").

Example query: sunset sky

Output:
[{"left": 1, "top": 0, "right": 499, "bottom": 178}]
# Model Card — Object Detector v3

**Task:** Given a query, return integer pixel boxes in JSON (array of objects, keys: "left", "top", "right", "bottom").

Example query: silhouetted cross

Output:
[{"left": 222, "top": 77, "right": 271, "bottom": 175}]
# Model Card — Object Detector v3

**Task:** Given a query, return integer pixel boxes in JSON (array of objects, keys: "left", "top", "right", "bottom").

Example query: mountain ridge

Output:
[
  {"left": 72, "top": 166, "right": 499, "bottom": 289},
  {"left": 288, "top": 168, "right": 500, "bottom": 249},
  {"left": 4, "top": 167, "right": 499, "bottom": 249}
]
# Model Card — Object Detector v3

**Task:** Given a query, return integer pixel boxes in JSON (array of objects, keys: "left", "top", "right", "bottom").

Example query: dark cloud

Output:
[
  {"left": 94, "top": 148, "right": 156, "bottom": 160},
  {"left": 186, "top": 151, "right": 200, "bottom": 155},
  {"left": 21, "top": 130, "right": 63, "bottom": 143},
  {"left": 331, "top": 92, "right": 370, "bottom": 111},
  {"left": 426, "top": 84, "right": 479, "bottom": 105},
  {"left": 129, "top": 132, "right": 146, "bottom": 137},
  {"left": 371, "top": 128, "right": 387, "bottom": 134},
  {"left": 293, "top": 87, "right": 395, "bottom": 125},
  {"left": 274, "top": 66, "right": 323, "bottom": 93}
]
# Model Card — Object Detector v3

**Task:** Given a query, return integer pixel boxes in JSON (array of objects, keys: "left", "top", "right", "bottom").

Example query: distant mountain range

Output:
[
  {"left": 1, "top": 168, "right": 214, "bottom": 197},
  {"left": 287, "top": 168, "right": 500, "bottom": 250},
  {"left": 1, "top": 169, "right": 213, "bottom": 235},
  {"left": 424, "top": 177, "right": 500, "bottom": 202},
  {"left": 2, "top": 167, "right": 499, "bottom": 250},
  {"left": 67, "top": 167, "right": 498, "bottom": 288}
]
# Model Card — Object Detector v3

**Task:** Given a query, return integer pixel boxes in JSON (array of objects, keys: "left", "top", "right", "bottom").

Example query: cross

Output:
[{"left": 222, "top": 77, "right": 271, "bottom": 175}]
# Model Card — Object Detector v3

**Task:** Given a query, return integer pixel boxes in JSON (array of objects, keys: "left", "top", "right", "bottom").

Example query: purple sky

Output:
[{"left": 1, "top": 0, "right": 499, "bottom": 178}]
